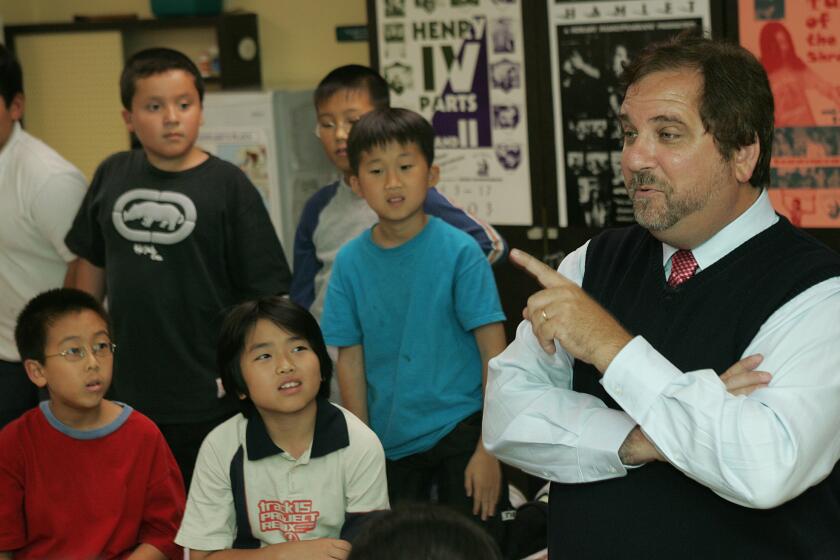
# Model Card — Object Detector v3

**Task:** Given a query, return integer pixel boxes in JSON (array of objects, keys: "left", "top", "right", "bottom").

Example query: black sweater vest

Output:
[{"left": 548, "top": 217, "right": 840, "bottom": 559}]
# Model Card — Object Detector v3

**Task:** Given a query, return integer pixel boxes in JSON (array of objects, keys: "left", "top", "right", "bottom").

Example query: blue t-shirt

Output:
[{"left": 322, "top": 217, "right": 505, "bottom": 459}]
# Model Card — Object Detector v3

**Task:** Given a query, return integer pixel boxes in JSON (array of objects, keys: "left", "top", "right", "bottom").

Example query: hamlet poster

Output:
[{"left": 548, "top": 0, "right": 711, "bottom": 227}]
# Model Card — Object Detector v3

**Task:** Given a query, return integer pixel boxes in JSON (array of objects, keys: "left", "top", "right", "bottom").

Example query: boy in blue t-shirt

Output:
[
  {"left": 290, "top": 65, "right": 505, "bottom": 321},
  {"left": 321, "top": 108, "right": 510, "bottom": 536}
]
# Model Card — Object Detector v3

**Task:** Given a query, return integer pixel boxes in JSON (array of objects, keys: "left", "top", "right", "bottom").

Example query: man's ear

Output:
[
  {"left": 23, "top": 359, "right": 48, "bottom": 389},
  {"left": 427, "top": 164, "right": 440, "bottom": 187},
  {"left": 8, "top": 93, "right": 24, "bottom": 121},
  {"left": 733, "top": 137, "right": 760, "bottom": 184},
  {"left": 121, "top": 109, "right": 134, "bottom": 133}
]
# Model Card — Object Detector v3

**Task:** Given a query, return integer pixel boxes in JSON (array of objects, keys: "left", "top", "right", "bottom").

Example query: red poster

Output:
[{"left": 739, "top": 0, "right": 840, "bottom": 228}]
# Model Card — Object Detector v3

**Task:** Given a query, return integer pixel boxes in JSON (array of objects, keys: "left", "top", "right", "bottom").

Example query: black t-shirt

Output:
[{"left": 66, "top": 150, "right": 291, "bottom": 423}]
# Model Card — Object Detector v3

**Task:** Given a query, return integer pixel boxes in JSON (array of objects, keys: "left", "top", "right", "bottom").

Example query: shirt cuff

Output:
[
  {"left": 601, "top": 336, "right": 683, "bottom": 423},
  {"left": 576, "top": 407, "right": 636, "bottom": 481}
]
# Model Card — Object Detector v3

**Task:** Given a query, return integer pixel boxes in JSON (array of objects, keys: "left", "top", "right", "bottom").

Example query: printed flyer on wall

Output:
[
  {"left": 739, "top": 0, "right": 840, "bottom": 228},
  {"left": 374, "top": 0, "right": 532, "bottom": 225},
  {"left": 548, "top": 0, "right": 711, "bottom": 227}
]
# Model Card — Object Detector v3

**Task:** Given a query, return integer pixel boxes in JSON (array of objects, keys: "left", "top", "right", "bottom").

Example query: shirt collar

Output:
[
  {"left": 0, "top": 121, "right": 22, "bottom": 165},
  {"left": 245, "top": 397, "right": 350, "bottom": 461},
  {"left": 662, "top": 189, "right": 778, "bottom": 272}
]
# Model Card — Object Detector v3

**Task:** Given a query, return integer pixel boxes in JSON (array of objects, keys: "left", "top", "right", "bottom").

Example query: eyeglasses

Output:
[
  {"left": 44, "top": 342, "right": 116, "bottom": 362},
  {"left": 314, "top": 119, "right": 360, "bottom": 138}
]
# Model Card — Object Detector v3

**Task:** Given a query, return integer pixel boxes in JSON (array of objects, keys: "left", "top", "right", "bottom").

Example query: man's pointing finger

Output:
[{"left": 509, "top": 249, "right": 567, "bottom": 289}]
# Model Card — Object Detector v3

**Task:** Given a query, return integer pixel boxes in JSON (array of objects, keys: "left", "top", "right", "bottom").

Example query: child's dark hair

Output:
[
  {"left": 347, "top": 108, "right": 435, "bottom": 175},
  {"left": 15, "top": 288, "right": 111, "bottom": 363},
  {"left": 314, "top": 65, "right": 390, "bottom": 111},
  {"left": 348, "top": 504, "right": 502, "bottom": 560},
  {"left": 0, "top": 43, "right": 23, "bottom": 107},
  {"left": 217, "top": 297, "right": 332, "bottom": 415},
  {"left": 120, "top": 47, "right": 204, "bottom": 110}
]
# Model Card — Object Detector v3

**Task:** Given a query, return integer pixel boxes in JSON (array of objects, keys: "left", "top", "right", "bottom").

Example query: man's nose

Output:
[{"left": 622, "top": 134, "right": 656, "bottom": 174}]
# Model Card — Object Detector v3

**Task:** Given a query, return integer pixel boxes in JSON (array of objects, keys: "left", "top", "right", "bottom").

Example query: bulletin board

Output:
[{"left": 368, "top": 0, "right": 535, "bottom": 226}]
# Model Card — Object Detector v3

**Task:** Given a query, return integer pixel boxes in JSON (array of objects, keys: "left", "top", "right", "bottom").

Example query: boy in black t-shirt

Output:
[{"left": 65, "top": 48, "right": 291, "bottom": 488}]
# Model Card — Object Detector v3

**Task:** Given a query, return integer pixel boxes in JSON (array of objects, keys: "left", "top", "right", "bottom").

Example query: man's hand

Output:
[
  {"left": 509, "top": 249, "right": 633, "bottom": 373},
  {"left": 720, "top": 354, "right": 772, "bottom": 395},
  {"left": 464, "top": 445, "right": 502, "bottom": 521},
  {"left": 619, "top": 426, "right": 665, "bottom": 465}
]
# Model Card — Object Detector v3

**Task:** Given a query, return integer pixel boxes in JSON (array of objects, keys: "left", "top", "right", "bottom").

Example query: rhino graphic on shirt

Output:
[
  {"left": 122, "top": 201, "right": 185, "bottom": 231},
  {"left": 112, "top": 189, "right": 197, "bottom": 245}
]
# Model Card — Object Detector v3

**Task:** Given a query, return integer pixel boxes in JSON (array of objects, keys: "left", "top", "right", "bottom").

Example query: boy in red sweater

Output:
[{"left": 0, "top": 288, "right": 185, "bottom": 559}]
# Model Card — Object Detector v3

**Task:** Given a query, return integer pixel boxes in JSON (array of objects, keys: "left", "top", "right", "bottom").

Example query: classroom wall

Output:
[
  {"left": 0, "top": 0, "right": 370, "bottom": 89},
  {"left": 0, "top": 0, "right": 370, "bottom": 177},
  {"left": 230, "top": 0, "right": 370, "bottom": 89}
]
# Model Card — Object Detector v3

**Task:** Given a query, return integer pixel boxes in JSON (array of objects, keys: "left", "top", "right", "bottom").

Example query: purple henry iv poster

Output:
[{"left": 375, "top": 0, "right": 532, "bottom": 225}]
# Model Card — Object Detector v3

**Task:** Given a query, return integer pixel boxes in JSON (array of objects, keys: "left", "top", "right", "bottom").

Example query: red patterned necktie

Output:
[{"left": 668, "top": 249, "right": 698, "bottom": 287}]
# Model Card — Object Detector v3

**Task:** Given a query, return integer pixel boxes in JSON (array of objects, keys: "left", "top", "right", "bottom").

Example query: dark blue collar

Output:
[{"left": 245, "top": 398, "right": 350, "bottom": 461}]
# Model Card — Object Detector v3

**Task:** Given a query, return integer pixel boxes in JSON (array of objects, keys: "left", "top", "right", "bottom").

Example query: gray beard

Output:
[
  {"left": 627, "top": 172, "right": 706, "bottom": 231},
  {"left": 633, "top": 199, "right": 682, "bottom": 231}
]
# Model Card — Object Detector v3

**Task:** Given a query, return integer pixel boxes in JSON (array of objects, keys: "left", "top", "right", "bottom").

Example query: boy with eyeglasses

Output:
[
  {"left": 290, "top": 65, "right": 505, "bottom": 322},
  {"left": 0, "top": 288, "right": 185, "bottom": 559}
]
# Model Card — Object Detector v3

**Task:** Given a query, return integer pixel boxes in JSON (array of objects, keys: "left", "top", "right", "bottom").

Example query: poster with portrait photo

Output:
[
  {"left": 372, "top": 0, "right": 532, "bottom": 225},
  {"left": 738, "top": 0, "right": 840, "bottom": 228},
  {"left": 548, "top": 1, "right": 712, "bottom": 227}
]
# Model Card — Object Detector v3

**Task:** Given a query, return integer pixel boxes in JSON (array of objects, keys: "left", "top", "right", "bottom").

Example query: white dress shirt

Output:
[
  {"left": 484, "top": 190, "right": 840, "bottom": 509},
  {"left": 0, "top": 122, "right": 86, "bottom": 361}
]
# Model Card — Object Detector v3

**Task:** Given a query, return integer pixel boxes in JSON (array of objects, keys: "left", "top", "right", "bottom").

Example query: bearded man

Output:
[{"left": 484, "top": 34, "right": 840, "bottom": 559}]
